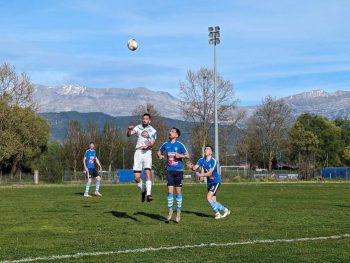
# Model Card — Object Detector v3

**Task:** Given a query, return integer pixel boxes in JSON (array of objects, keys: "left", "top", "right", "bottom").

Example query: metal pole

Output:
[{"left": 214, "top": 43, "right": 219, "bottom": 167}]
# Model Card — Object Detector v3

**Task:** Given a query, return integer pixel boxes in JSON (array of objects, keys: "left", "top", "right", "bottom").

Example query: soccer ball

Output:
[{"left": 127, "top": 39, "right": 138, "bottom": 51}]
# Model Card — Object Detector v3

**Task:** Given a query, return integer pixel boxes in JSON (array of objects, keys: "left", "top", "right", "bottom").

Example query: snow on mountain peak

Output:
[{"left": 57, "top": 85, "right": 87, "bottom": 95}]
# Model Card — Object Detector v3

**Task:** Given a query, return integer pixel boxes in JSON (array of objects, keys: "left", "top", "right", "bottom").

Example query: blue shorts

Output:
[
  {"left": 167, "top": 171, "right": 183, "bottom": 188},
  {"left": 207, "top": 183, "right": 220, "bottom": 196},
  {"left": 86, "top": 168, "right": 99, "bottom": 178}
]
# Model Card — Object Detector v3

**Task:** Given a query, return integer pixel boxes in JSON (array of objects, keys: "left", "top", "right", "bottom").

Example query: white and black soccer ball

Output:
[{"left": 127, "top": 39, "right": 138, "bottom": 51}]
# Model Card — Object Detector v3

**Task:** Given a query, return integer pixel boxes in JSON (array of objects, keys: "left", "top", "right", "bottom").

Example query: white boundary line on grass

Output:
[{"left": 1, "top": 233, "right": 349, "bottom": 263}]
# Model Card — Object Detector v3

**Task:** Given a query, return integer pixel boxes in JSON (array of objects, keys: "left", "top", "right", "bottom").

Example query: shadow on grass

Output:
[
  {"left": 182, "top": 210, "right": 212, "bottom": 218},
  {"left": 106, "top": 211, "right": 139, "bottom": 222},
  {"left": 74, "top": 192, "right": 85, "bottom": 196},
  {"left": 133, "top": 212, "right": 167, "bottom": 222}
]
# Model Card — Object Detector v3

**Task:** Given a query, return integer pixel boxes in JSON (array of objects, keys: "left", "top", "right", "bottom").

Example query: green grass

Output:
[{"left": 0, "top": 182, "right": 350, "bottom": 262}]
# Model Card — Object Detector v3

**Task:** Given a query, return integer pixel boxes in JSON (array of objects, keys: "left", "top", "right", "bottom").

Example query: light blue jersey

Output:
[
  {"left": 196, "top": 157, "right": 222, "bottom": 184},
  {"left": 159, "top": 140, "right": 188, "bottom": 171}
]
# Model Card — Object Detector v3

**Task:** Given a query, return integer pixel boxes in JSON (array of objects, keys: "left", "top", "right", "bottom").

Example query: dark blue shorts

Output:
[
  {"left": 87, "top": 168, "right": 99, "bottom": 178},
  {"left": 207, "top": 183, "right": 220, "bottom": 196},
  {"left": 167, "top": 171, "right": 183, "bottom": 188}
]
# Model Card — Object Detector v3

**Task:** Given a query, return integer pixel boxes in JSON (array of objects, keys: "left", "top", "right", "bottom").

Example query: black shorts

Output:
[
  {"left": 207, "top": 183, "right": 220, "bottom": 196},
  {"left": 167, "top": 171, "right": 183, "bottom": 188},
  {"left": 87, "top": 168, "right": 99, "bottom": 178}
]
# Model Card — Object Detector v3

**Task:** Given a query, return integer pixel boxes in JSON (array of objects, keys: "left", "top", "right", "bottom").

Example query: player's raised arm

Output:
[
  {"left": 187, "top": 161, "right": 199, "bottom": 171},
  {"left": 127, "top": 124, "right": 135, "bottom": 137}
]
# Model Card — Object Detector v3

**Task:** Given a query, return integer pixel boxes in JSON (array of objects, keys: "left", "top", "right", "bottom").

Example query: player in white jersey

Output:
[{"left": 127, "top": 113, "right": 157, "bottom": 202}]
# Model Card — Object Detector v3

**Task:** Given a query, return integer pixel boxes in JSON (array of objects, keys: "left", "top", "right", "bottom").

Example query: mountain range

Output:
[{"left": 34, "top": 84, "right": 350, "bottom": 120}]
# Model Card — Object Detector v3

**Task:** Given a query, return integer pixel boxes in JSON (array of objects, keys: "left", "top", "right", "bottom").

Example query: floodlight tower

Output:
[{"left": 208, "top": 26, "right": 220, "bottom": 165}]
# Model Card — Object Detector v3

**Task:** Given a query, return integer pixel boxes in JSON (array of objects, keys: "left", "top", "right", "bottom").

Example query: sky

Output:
[{"left": 0, "top": 0, "right": 349, "bottom": 106}]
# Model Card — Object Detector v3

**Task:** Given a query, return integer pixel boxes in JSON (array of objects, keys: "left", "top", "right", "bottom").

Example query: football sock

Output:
[
  {"left": 146, "top": 180, "right": 152, "bottom": 195},
  {"left": 210, "top": 201, "right": 219, "bottom": 213},
  {"left": 176, "top": 194, "right": 182, "bottom": 212},
  {"left": 95, "top": 180, "right": 101, "bottom": 193},
  {"left": 216, "top": 202, "right": 225, "bottom": 212},
  {"left": 137, "top": 179, "right": 143, "bottom": 192},
  {"left": 167, "top": 193, "right": 173, "bottom": 211},
  {"left": 85, "top": 181, "right": 91, "bottom": 194}
]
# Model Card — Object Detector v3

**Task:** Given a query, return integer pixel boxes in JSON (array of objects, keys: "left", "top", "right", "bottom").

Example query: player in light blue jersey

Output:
[
  {"left": 83, "top": 142, "right": 102, "bottom": 197},
  {"left": 188, "top": 145, "right": 230, "bottom": 219},
  {"left": 157, "top": 127, "right": 189, "bottom": 223}
]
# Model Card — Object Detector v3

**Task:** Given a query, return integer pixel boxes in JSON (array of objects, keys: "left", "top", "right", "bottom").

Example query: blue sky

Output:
[{"left": 0, "top": 0, "right": 349, "bottom": 106}]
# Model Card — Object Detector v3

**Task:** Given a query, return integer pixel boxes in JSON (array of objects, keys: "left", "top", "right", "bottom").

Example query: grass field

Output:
[{"left": 0, "top": 182, "right": 350, "bottom": 262}]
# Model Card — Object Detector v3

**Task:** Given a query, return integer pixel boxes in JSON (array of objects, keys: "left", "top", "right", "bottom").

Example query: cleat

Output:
[
  {"left": 146, "top": 195, "right": 154, "bottom": 202},
  {"left": 222, "top": 208, "right": 230, "bottom": 218},
  {"left": 167, "top": 210, "right": 173, "bottom": 221},
  {"left": 214, "top": 212, "right": 223, "bottom": 219},
  {"left": 141, "top": 189, "right": 146, "bottom": 202},
  {"left": 94, "top": 192, "right": 102, "bottom": 197},
  {"left": 84, "top": 194, "right": 92, "bottom": 198},
  {"left": 175, "top": 212, "right": 181, "bottom": 223}
]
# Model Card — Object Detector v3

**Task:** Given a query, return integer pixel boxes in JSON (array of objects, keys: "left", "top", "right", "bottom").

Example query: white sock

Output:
[
  {"left": 146, "top": 180, "right": 152, "bottom": 195},
  {"left": 137, "top": 180, "right": 143, "bottom": 192}
]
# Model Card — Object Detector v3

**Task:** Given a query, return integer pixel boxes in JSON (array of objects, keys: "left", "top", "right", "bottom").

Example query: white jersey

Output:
[{"left": 130, "top": 124, "right": 157, "bottom": 150}]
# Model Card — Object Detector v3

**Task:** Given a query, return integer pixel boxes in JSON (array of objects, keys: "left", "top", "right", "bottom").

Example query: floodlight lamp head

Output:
[
  {"left": 208, "top": 27, "right": 214, "bottom": 32},
  {"left": 215, "top": 26, "right": 220, "bottom": 31}
]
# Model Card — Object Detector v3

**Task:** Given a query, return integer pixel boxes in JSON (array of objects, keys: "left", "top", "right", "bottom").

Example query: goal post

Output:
[{"left": 220, "top": 165, "right": 248, "bottom": 179}]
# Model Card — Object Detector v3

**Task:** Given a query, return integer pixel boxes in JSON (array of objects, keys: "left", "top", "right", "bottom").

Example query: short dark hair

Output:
[
  {"left": 89, "top": 142, "right": 94, "bottom": 145},
  {"left": 143, "top": 113, "right": 151, "bottom": 119},
  {"left": 205, "top": 145, "right": 213, "bottom": 152},
  {"left": 172, "top": 127, "right": 181, "bottom": 137}
]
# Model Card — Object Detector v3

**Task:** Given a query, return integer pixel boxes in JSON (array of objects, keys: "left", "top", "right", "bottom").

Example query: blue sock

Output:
[
  {"left": 95, "top": 180, "right": 101, "bottom": 192},
  {"left": 216, "top": 202, "right": 225, "bottom": 212},
  {"left": 210, "top": 201, "right": 219, "bottom": 213},
  {"left": 85, "top": 181, "right": 91, "bottom": 194},
  {"left": 176, "top": 194, "right": 183, "bottom": 212},
  {"left": 167, "top": 193, "right": 173, "bottom": 211}
]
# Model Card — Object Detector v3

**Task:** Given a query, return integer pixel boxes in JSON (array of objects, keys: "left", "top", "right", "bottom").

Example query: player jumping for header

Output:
[
  {"left": 188, "top": 145, "right": 230, "bottom": 219},
  {"left": 127, "top": 113, "right": 157, "bottom": 202}
]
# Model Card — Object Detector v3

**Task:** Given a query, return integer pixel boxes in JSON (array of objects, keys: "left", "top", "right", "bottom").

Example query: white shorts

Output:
[{"left": 133, "top": 150, "right": 152, "bottom": 171}]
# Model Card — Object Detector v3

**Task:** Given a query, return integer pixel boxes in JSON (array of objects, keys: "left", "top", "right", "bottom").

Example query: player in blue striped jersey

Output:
[
  {"left": 157, "top": 127, "right": 189, "bottom": 223},
  {"left": 83, "top": 142, "right": 102, "bottom": 197},
  {"left": 188, "top": 145, "right": 230, "bottom": 219}
]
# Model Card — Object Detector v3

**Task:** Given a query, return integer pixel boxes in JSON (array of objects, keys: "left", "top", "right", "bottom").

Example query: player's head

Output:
[
  {"left": 204, "top": 145, "right": 213, "bottom": 157},
  {"left": 169, "top": 127, "right": 181, "bottom": 139},
  {"left": 89, "top": 142, "right": 95, "bottom": 149},
  {"left": 142, "top": 113, "right": 151, "bottom": 127}
]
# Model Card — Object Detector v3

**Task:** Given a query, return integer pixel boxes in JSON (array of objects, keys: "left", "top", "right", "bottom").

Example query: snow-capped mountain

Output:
[
  {"left": 34, "top": 84, "right": 182, "bottom": 119},
  {"left": 34, "top": 84, "right": 350, "bottom": 120},
  {"left": 283, "top": 89, "right": 350, "bottom": 119}
]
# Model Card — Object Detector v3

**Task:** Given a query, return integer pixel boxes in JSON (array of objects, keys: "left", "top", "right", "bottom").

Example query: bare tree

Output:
[
  {"left": 179, "top": 67, "right": 242, "bottom": 161},
  {"left": 62, "top": 121, "right": 88, "bottom": 179},
  {"left": 0, "top": 63, "right": 36, "bottom": 109},
  {"left": 249, "top": 96, "right": 292, "bottom": 171}
]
